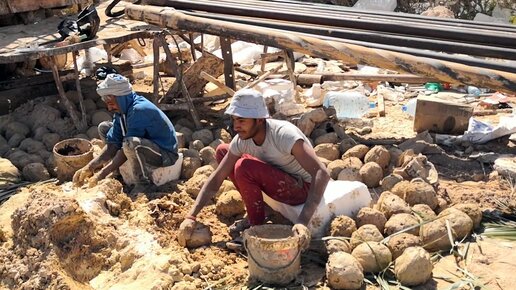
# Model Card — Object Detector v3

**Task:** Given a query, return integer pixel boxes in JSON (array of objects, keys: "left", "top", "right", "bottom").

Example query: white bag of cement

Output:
[
  {"left": 304, "top": 83, "right": 324, "bottom": 107},
  {"left": 462, "top": 116, "right": 516, "bottom": 144},
  {"left": 354, "top": 0, "right": 397, "bottom": 11},
  {"left": 256, "top": 79, "right": 305, "bottom": 116},
  {"left": 473, "top": 13, "right": 507, "bottom": 23},
  {"left": 263, "top": 180, "right": 371, "bottom": 237},
  {"left": 119, "top": 153, "right": 183, "bottom": 186}
]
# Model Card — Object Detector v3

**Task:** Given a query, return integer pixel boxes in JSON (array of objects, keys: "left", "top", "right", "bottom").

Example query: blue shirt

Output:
[{"left": 105, "top": 92, "right": 178, "bottom": 153}]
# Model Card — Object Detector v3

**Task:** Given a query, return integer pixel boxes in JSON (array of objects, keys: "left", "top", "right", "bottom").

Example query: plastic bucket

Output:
[
  {"left": 243, "top": 224, "right": 301, "bottom": 285},
  {"left": 53, "top": 138, "right": 93, "bottom": 182}
]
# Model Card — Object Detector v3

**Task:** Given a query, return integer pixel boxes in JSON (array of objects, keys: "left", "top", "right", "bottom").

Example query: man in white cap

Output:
[
  {"left": 73, "top": 74, "right": 178, "bottom": 193},
  {"left": 178, "top": 89, "right": 330, "bottom": 250}
]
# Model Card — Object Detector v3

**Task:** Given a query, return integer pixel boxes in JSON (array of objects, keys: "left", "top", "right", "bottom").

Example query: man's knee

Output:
[
  {"left": 215, "top": 143, "right": 230, "bottom": 163},
  {"left": 98, "top": 121, "right": 113, "bottom": 142},
  {"left": 234, "top": 157, "right": 260, "bottom": 179},
  {"left": 122, "top": 137, "right": 142, "bottom": 152}
]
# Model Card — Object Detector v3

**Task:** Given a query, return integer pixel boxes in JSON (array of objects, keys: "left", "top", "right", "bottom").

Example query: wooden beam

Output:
[
  {"left": 72, "top": 52, "right": 87, "bottom": 127},
  {"left": 164, "top": 51, "right": 224, "bottom": 101},
  {"left": 200, "top": 71, "right": 235, "bottom": 96},
  {"left": 153, "top": 36, "right": 161, "bottom": 104},
  {"left": 158, "top": 94, "right": 232, "bottom": 111},
  {"left": 377, "top": 93, "right": 385, "bottom": 117},
  {"left": 50, "top": 56, "right": 86, "bottom": 131},
  {"left": 244, "top": 64, "right": 283, "bottom": 89},
  {"left": 266, "top": 73, "right": 438, "bottom": 85}
]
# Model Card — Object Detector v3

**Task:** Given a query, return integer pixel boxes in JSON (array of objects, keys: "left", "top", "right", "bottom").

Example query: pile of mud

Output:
[{"left": 0, "top": 179, "right": 248, "bottom": 289}]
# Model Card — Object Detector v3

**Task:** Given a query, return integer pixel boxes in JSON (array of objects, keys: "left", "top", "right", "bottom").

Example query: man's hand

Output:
[
  {"left": 178, "top": 218, "right": 196, "bottom": 247},
  {"left": 88, "top": 174, "right": 99, "bottom": 188},
  {"left": 73, "top": 166, "right": 93, "bottom": 186},
  {"left": 292, "top": 223, "right": 311, "bottom": 251}
]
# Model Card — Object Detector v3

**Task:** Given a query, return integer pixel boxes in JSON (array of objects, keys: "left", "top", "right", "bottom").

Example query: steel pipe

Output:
[
  {"left": 209, "top": 0, "right": 516, "bottom": 33},
  {"left": 266, "top": 0, "right": 516, "bottom": 31},
  {"left": 146, "top": 0, "right": 516, "bottom": 47},
  {"left": 125, "top": 4, "right": 516, "bottom": 93},
  {"left": 188, "top": 11, "right": 516, "bottom": 61}
]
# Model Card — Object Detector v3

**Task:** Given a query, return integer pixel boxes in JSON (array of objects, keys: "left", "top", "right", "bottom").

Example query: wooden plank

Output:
[
  {"left": 414, "top": 96, "right": 473, "bottom": 134},
  {"left": 244, "top": 64, "right": 283, "bottom": 89},
  {"left": 266, "top": 73, "right": 437, "bottom": 85},
  {"left": 158, "top": 94, "right": 232, "bottom": 111},
  {"left": 0, "top": 70, "right": 72, "bottom": 90},
  {"left": 0, "top": 0, "right": 78, "bottom": 15},
  {"left": 128, "top": 39, "right": 147, "bottom": 57},
  {"left": 200, "top": 71, "right": 235, "bottom": 96},
  {"left": 377, "top": 93, "right": 385, "bottom": 117},
  {"left": 164, "top": 51, "right": 224, "bottom": 100}
]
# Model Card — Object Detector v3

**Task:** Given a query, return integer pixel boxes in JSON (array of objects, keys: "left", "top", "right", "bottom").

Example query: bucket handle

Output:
[{"left": 244, "top": 240, "right": 301, "bottom": 272}]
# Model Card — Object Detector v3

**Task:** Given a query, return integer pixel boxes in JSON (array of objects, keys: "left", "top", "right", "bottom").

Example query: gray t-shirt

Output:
[{"left": 229, "top": 119, "right": 312, "bottom": 183}]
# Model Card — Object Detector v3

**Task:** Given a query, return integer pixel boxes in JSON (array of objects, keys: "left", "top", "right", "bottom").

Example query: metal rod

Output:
[
  {"left": 220, "top": 36, "right": 235, "bottom": 90},
  {"left": 125, "top": 4, "right": 516, "bottom": 94}
]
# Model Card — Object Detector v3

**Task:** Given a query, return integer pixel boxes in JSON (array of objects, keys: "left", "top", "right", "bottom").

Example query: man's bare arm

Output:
[
  {"left": 291, "top": 139, "right": 330, "bottom": 226},
  {"left": 188, "top": 151, "right": 239, "bottom": 217},
  {"left": 87, "top": 143, "right": 119, "bottom": 171}
]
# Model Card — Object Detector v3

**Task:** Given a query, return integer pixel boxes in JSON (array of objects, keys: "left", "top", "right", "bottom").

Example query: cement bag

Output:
[
  {"left": 263, "top": 180, "right": 371, "bottom": 237},
  {"left": 120, "top": 153, "right": 183, "bottom": 186}
]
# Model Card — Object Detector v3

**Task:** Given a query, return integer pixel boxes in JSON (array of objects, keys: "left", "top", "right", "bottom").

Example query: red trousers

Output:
[{"left": 216, "top": 144, "right": 310, "bottom": 225}]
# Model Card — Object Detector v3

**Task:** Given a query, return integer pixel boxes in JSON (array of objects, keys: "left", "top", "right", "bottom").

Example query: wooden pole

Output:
[
  {"left": 125, "top": 4, "right": 516, "bottom": 94},
  {"left": 71, "top": 52, "right": 87, "bottom": 128},
  {"left": 244, "top": 63, "right": 283, "bottom": 89},
  {"left": 152, "top": 36, "right": 160, "bottom": 104},
  {"left": 50, "top": 56, "right": 86, "bottom": 131}
]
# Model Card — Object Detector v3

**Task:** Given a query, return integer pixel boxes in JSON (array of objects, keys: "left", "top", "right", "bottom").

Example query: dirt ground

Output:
[
  {"left": 0, "top": 69, "right": 514, "bottom": 289},
  {"left": 0, "top": 6, "right": 516, "bottom": 287}
]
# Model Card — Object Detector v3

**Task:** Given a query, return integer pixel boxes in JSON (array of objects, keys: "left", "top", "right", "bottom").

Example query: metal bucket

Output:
[
  {"left": 243, "top": 224, "right": 301, "bottom": 285},
  {"left": 53, "top": 138, "right": 93, "bottom": 182}
]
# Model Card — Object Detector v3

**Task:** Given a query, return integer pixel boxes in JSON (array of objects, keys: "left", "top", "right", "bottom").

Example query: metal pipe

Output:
[
  {"left": 209, "top": 0, "right": 516, "bottom": 33},
  {"left": 146, "top": 0, "right": 516, "bottom": 47},
  {"left": 266, "top": 0, "right": 516, "bottom": 31},
  {"left": 188, "top": 11, "right": 516, "bottom": 61},
  {"left": 125, "top": 4, "right": 516, "bottom": 94}
]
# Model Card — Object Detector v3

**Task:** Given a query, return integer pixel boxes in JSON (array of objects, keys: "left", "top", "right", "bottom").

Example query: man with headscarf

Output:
[{"left": 73, "top": 74, "right": 178, "bottom": 193}]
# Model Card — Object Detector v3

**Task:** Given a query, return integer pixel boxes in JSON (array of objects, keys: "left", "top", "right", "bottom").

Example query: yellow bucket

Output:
[{"left": 243, "top": 224, "right": 301, "bottom": 285}]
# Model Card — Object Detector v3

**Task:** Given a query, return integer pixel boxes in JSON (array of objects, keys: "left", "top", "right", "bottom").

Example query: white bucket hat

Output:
[
  {"left": 96, "top": 74, "right": 133, "bottom": 99},
  {"left": 225, "top": 89, "right": 270, "bottom": 118}
]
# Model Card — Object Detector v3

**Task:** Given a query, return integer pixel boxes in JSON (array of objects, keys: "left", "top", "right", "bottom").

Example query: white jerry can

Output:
[{"left": 262, "top": 180, "right": 372, "bottom": 238}]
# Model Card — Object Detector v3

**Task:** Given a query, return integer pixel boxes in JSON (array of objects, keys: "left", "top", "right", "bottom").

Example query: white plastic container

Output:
[
  {"left": 262, "top": 180, "right": 371, "bottom": 237},
  {"left": 323, "top": 91, "right": 370, "bottom": 119},
  {"left": 119, "top": 153, "right": 183, "bottom": 186},
  {"left": 402, "top": 98, "right": 417, "bottom": 117}
]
